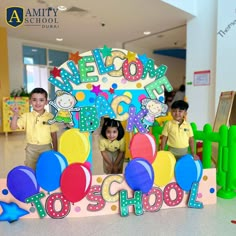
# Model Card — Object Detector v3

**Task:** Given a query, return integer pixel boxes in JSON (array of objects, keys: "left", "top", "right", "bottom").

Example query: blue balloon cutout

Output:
[
  {"left": 175, "top": 154, "right": 203, "bottom": 192},
  {"left": 36, "top": 150, "right": 68, "bottom": 192},
  {"left": 124, "top": 158, "right": 154, "bottom": 194},
  {"left": 195, "top": 159, "right": 203, "bottom": 182},
  {"left": 0, "top": 201, "right": 29, "bottom": 223},
  {"left": 7, "top": 166, "right": 40, "bottom": 203}
]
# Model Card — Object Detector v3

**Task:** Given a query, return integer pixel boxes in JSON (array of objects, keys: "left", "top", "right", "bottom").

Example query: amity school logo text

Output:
[{"left": 6, "top": 7, "right": 59, "bottom": 28}]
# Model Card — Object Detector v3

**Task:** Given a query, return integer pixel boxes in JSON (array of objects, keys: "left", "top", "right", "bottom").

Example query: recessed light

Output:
[
  {"left": 56, "top": 38, "right": 63, "bottom": 42},
  {"left": 143, "top": 31, "right": 151, "bottom": 35},
  {"left": 58, "top": 6, "right": 67, "bottom": 11},
  {"left": 32, "top": 49, "right": 38, "bottom": 52}
]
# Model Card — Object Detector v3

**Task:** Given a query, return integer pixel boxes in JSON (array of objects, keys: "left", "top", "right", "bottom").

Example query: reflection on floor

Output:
[{"left": 1, "top": 132, "right": 236, "bottom": 235}]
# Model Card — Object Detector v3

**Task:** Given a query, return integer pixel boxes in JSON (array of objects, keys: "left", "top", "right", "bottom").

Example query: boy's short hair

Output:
[
  {"left": 30, "top": 87, "right": 48, "bottom": 99},
  {"left": 171, "top": 100, "right": 189, "bottom": 111}
]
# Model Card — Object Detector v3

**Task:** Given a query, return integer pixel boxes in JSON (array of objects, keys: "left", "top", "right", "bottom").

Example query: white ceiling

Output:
[{"left": 0, "top": 0, "right": 193, "bottom": 53}]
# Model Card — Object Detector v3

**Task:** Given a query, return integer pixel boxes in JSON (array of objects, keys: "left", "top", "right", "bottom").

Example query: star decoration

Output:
[
  {"left": 50, "top": 67, "right": 61, "bottom": 78},
  {"left": 100, "top": 45, "right": 112, "bottom": 58},
  {"left": 91, "top": 85, "right": 103, "bottom": 96},
  {"left": 109, "top": 88, "right": 115, "bottom": 94},
  {"left": 138, "top": 54, "right": 149, "bottom": 66},
  {"left": 69, "top": 51, "right": 83, "bottom": 64},
  {"left": 0, "top": 201, "right": 29, "bottom": 223},
  {"left": 126, "top": 51, "right": 137, "bottom": 63}
]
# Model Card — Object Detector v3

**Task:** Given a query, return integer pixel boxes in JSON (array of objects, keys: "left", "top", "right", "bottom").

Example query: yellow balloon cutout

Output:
[
  {"left": 59, "top": 129, "right": 90, "bottom": 165},
  {"left": 152, "top": 151, "right": 176, "bottom": 187}
]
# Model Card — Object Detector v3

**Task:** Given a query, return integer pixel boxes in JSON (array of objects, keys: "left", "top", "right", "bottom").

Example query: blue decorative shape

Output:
[
  {"left": 124, "top": 158, "right": 154, "bottom": 194},
  {"left": 0, "top": 201, "right": 29, "bottom": 223},
  {"left": 36, "top": 150, "right": 68, "bottom": 192},
  {"left": 188, "top": 182, "right": 203, "bottom": 209},
  {"left": 7, "top": 166, "right": 40, "bottom": 203},
  {"left": 175, "top": 154, "right": 203, "bottom": 192}
]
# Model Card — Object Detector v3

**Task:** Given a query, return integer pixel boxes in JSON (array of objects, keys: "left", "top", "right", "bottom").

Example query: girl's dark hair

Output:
[
  {"left": 101, "top": 118, "right": 125, "bottom": 140},
  {"left": 30, "top": 87, "right": 48, "bottom": 99}
]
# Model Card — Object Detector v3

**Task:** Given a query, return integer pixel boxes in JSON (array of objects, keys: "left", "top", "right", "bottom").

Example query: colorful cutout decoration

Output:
[
  {"left": 48, "top": 90, "right": 80, "bottom": 126},
  {"left": 141, "top": 98, "right": 168, "bottom": 129},
  {"left": 188, "top": 182, "right": 203, "bottom": 209},
  {"left": 0, "top": 201, "right": 29, "bottom": 223},
  {"left": 119, "top": 190, "right": 143, "bottom": 217},
  {"left": 152, "top": 151, "right": 176, "bottom": 187},
  {"left": 7, "top": 166, "right": 40, "bottom": 203},
  {"left": 124, "top": 158, "right": 154, "bottom": 194},
  {"left": 60, "top": 163, "right": 92, "bottom": 203},
  {"left": 36, "top": 150, "right": 68, "bottom": 192},
  {"left": 25, "top": 192, "right": 46, "bottom": 218},
  {"left": 59, "top": 129, "right": 90, "bottom": 165},
  {"left": 0, "top": 47, "right": 217, "bottom": 222},
  {"left": 175, "top": 154, "right": 203, "bottom": 192},
  {"left": 130, "top": 133, "right": 157, "bottom": 164},
  {"left": 48, "top": 48, "right": 168, "bottom": 133}
]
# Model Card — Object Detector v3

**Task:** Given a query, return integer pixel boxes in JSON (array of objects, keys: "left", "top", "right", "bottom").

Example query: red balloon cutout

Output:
[
  {"left": 60, "top": 163, "right": 92, "bottom": 203},
  {"left": 130, "top": 133, "right": 157, "bottom": 164}
]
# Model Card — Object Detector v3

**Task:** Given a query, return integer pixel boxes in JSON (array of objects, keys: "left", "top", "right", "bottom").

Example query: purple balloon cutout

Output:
[{"left": 7, "top": 166, "right": 40, "bottom": 203}]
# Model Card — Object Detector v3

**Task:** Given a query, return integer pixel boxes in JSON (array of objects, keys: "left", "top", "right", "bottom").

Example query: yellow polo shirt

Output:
[
  {"left": 162, "top": 120, "right": 193, "bottom": 148},
  {"left": 17, "top": 110, "right": 59, "bottom": 145},
  {"left": 99, "top": 136, "right": 125, "bottom": 152}
]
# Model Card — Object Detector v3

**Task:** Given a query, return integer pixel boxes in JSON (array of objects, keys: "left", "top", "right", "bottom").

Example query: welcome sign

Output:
[{"left": 0, "top": 47, "right": 216, "bottom": 222}]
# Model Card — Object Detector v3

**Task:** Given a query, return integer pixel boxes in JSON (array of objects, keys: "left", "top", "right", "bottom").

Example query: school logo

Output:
[{"left": 6, "top": 7, "right": 24, "bottom": 28}]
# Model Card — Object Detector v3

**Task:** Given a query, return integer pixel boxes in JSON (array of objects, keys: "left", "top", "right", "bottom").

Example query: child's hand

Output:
[
  {"left": 106, "top": 164, "right": 113, "bottom": 174},
  {"left": 113, "top": 165, "right": 119, "bottom": 174},
  {"left": 193, "top": 154, "right": 200, "bottom": 160}
]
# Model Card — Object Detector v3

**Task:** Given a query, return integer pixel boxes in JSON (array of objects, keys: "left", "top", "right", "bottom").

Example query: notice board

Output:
[
  {"left": 2, "top": 97, "right": 29, "bottom": 134},
  {"left": 212, "top": 91, "right": 236, "bottom": 165}
]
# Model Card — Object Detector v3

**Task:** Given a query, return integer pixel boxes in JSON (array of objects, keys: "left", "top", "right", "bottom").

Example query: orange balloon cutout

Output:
[
  {"left": 59, "top": 129, "right": 90, "bottom": 165},
  {"left": 152, "top": 151, "right": 176, "bottom": 187},
  {"left": 130, "top": 133, "right": 157, "bottom": 164}
]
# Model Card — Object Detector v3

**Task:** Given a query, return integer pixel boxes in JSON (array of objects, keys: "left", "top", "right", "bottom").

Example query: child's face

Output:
[
  {"left": 106, "top": 127, "right": 119, "bottom": 141},
  {"left": 171, "top": 108, "right": 186, "bottom": 122},
  {"left": 30, "top": 93, "right": 47, "bottom": 114}
]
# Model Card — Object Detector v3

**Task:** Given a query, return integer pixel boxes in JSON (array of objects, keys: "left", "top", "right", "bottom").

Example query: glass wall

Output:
[{"left": 23, "top": 45, "right": 69, "bottom": 112}]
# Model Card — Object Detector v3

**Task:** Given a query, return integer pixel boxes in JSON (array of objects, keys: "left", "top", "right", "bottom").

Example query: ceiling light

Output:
[
  {"left": 31, "top": 49, "right": 38, "bottom": 52},
  {"left": 143, "top": 31, "right": 151, "bottom": 35},
  {"left": 58, "top": 6, "right": 67, "bottom": 11},
  {"left": 56, "top": 38, "right": 63, "bottom": 42}
]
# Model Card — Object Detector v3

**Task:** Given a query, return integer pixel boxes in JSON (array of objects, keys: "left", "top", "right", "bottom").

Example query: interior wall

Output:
[
  {"left": 215, "top": 0, "right": 236, "bottom": 111},
  {"left": 185, "top": 0, "right": 217, "bottom": 129}
]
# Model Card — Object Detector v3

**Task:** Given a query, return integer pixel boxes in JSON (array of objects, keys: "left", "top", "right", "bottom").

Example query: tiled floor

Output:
[{"left": 1, "top": 131, "right": 236, "bottom": 235}]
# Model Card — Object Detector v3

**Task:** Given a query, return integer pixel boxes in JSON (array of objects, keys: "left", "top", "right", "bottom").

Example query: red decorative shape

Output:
[
  {"left": 130, "top": 133, "right": 157, "bottom": 164},
  {"left": 109, "top": 88, "right": 115, "bottom": 94},
  {"left": 60, "top": 163, "right": 92, "bottom": 203},
  {"left": 45, "top": 193, "right": 71, "bottom": 219},
  {"left": 50, "top": 67, "right": 61, "bottom": 78}
]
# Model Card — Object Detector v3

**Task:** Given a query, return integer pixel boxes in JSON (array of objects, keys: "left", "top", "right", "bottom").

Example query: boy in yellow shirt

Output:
[
  {"left": 160, "top": 100, "right": 198, "bottom": 160},
  {"left": 11, "top": 87, "right": 59, "bottom": 170}
]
